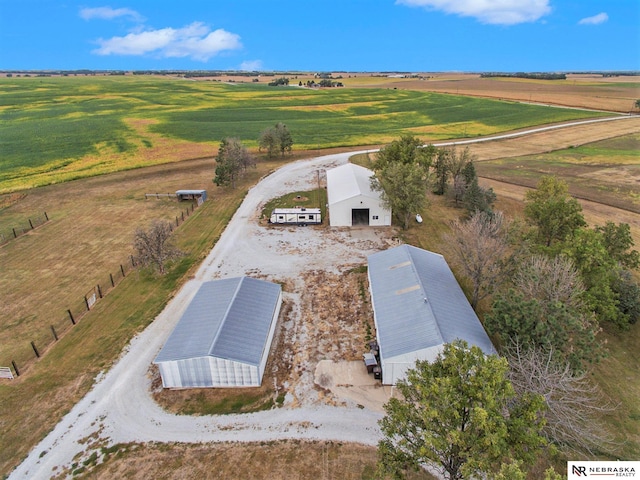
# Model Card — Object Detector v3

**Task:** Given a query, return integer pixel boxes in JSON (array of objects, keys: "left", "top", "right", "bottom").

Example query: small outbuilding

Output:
[
  {"left": 154, "top": 276, "right": 282, "bottom": 388},
  {"left": 176, "top": 189, "right": 207, "bottom": 204},
  {"left": 326, "top": 163, "right": 391, "bottom": 227},
  {"left": 367, "top": 245, "right": 496, "bottom": 385}
]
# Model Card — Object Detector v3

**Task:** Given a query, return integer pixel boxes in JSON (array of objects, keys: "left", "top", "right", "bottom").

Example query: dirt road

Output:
[
  {"left": 9, "top": 116, "right": 640, "bottom": 479},
  {"left": 9, "top": 152, "right": 390, "bottom": 480}
]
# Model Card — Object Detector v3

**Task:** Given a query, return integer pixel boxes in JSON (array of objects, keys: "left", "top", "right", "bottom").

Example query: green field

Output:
[
  {"left": 0, "top": 76, "right": 608, "bottom": 193},
  {"left": 475, "top": 133, "right": 640, "bottom": 212}
]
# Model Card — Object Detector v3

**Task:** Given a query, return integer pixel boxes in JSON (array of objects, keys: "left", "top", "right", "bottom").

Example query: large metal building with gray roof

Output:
[
  {"left": 154, "top": 276, "right": 282, "bottom": 388},
  {"left": 367, "top": 244, "right": 496, "bottom": 385}
]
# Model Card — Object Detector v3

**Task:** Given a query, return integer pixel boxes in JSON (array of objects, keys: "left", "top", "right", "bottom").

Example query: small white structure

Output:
[
  {"left": 367, "top": 245, "right": 496, "bottom": 385},
  {"left": 270, "top": 207, "right": 321, "bottom": 225},
  {"left": 326, "top": 163, "right": 391, "bottom": 227},
  {"left": 154, "top": 277, "right": 282, "bottom": 388}
]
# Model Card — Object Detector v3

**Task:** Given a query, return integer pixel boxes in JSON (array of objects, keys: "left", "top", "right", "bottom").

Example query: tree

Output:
[
  {"left": 485, "top": 288, "right": 600, "bottom": 370},
  {"left": 133, "top": 220, "right": 182, "bottom": 275},
  {"left": 259, "top": 122, "right": 293, "bottom": 158},
  {"left": 371, "top": 161, "right": 429, "bottom": 230},
  {"left": 373, "top": 134, "right": 434, "bottom": 171},
  {"left": 505, "top": 342, "right": 616, "bottom": 455},
  {"left": 378, "top": 341, "right": 546, "bottom": 480},
  {"left": 371, "top": 135, "right": 434, "bottom": 230},
  {"left": 596, "top": 221, "right": 640, "bottom": 270},
  {"left": 432, "top": 147, "right": 451, "bottom": 195},
  {"left": 524, "top": 176, "right": 586, "bottom": 248},
  {"left": 445, "top": 211, "right": 515, "bottom": 310},
  {"left": 214, "top": 137, "right": 255, "bottom": 188}
]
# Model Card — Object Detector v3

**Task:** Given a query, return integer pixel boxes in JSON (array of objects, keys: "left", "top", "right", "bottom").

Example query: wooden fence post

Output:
[
  {"left": 13, "top": 228, "right": 17, "bottom": 238},
  {"left": 120, "top": 264, "right": 126, "bottom": 277},
  {"left": 29, "top": 219, "right": 34, "bottom": 229},
  {"left": 110, "top": 273, "right": 115, "bottom": 287},
  {"left": 97, "top": 284, "right": 103, "bottom": 298},
  {"left": 44, "top": 211, "right": 49, "bottom": 221},
  {"left": 68, "top": 309, "right": 76, "bottom": 325},
  {"left": 31, "top": 341, "right": 40, "bottom": 358},
  {"left": 131, "top": 255, "right": 136, "bottom": 267},
  {"left": 84, "top": 296, "right": 90, "bottom": 311},
  {"left": 51, "top": 325, "right": 58, "bottom": 341},
  {"left": 12, "top": 360, "right": 20, "bottom": 377}
]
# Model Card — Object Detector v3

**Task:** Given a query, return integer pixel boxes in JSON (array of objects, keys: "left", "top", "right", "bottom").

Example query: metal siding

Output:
[
  {"left": 154, "top": 277, "right": 282, "bottom": 388},
  {"left": 369, "top": 245, "right": 496, "bottom": 384}
]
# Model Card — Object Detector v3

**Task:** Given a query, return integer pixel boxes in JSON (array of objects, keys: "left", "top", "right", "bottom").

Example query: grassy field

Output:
[
  {"left": 0, "top": 76, "right": 609, "bottom": 193},
  {"left": 74, "top": 441, "right": 435, "bottom": 480},
  {"left": 0, "top": 76, "right": 638, "bottom": 477},
  {"left": 475, "top": 133, "right": 640, "bottom": 213}
]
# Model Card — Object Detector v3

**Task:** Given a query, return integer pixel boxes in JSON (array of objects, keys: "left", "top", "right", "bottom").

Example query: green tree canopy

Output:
[
  {"left": 214, "top": 137, "right": 255, "bottom": 188},
  {"left": 373, "top": 135, "right": 435, "bottom": 171},
  {"left": 259, "top": 122, "right": 293, "bottom": 158},
  {"left": 377, "top": 341, "right": 546, "bottom": 480},
  {"left": 371, "top": 161, "right": 429, "bottom": 230},
  {"left": 524, "top": 176, "right": 586, "bottom": 248},
  {"left": 371, "top": 135, "right": 433, "bottom": 230}
]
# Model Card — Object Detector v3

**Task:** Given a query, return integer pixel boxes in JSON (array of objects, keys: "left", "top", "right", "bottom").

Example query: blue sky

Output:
[{"left": 1, "top": 0, "right": 638, "bottom": 71}]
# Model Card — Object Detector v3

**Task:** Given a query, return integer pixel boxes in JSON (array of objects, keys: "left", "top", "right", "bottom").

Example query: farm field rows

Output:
[
  {"left": 343, "top": 72, "right": 640, "bottom": 113},
  {"left": 0, "top": 76, "right": 610, "bottom": 193},
  {"left": 1, "top": 76, "right": 639, "bottom": 477}
]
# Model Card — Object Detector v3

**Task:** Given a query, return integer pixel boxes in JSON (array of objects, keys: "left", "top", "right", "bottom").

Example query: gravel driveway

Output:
[{"left": 10, "top": 150, "right": 391, "bottom": 480}]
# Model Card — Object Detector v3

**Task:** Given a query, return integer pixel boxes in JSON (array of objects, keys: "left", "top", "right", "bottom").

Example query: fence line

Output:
[
  {"left": 0, "top": 212, "right": 50, "bottom": 246},
  {"left": 2, "top": 201, "right": 200, "bottom": 378}
]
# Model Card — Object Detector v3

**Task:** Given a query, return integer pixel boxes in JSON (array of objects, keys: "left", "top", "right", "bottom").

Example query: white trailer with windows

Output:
[{"left": 269, "top": 208, "right": 322, "bottom": 225}]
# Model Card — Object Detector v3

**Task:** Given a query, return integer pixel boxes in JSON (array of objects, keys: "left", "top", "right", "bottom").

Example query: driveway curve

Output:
[{"left": 10, "top": 115, "right": 637, "bottom": 479}]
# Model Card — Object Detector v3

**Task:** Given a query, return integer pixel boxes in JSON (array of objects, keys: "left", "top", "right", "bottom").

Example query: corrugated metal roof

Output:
[
  {"left": 368, "top": 245, "right": 495, "bottom": 359},
  {"left": 326, "top": 163, "right": 380, "bottom": 205},
  {"left": 155, "top": 277, "right": 281, "bottom": 366}
]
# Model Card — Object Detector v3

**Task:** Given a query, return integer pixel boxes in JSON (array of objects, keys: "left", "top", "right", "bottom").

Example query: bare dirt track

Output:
[{"left": 450, "top": 115, "right": 640, "bottom": 161}]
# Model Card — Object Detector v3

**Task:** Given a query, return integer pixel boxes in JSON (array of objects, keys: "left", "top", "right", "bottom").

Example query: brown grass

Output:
[{"left": 77, "top": 440, "right": 435, "bottom": 480}]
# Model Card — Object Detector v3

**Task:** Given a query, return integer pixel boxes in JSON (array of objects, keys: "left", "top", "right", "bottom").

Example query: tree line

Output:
[
  {"left": 374, "top": 136, "right": 640, "bottom": 478},
  {"left": 370, "top": 135, "right": 495, "bottom": 230}
]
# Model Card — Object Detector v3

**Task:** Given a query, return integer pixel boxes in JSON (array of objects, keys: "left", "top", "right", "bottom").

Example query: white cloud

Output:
[
  {"left": 396, "top": 0, "right": 551, "bottom": 25},
  {"left": 79, "top": 6, "right": 143, "bottom": 22},
  {"left": 240, "top": 60, "right": 263, "bottom": 71},
  {"left": 578, "top": 12, "right": 608, "bottom": 25},
  {"left": 93, "top": 22, "right": 242, "bottom": 61}
]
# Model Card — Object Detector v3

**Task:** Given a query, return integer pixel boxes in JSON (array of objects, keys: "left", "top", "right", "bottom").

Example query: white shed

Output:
[
  {"left": 367, "top": 245, "right": 496, "bottom": 385},
  {"left": 154, "top": 277, "right": 282, "bottom": 388},
  {"left": 326, "top": 163, "right": 391, "bottom": 227}
]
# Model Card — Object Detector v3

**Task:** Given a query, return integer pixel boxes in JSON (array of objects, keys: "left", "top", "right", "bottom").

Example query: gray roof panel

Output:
[
  {"left": 154, "top": 277, "right": 281, "bottom": 366},
  {"left": 368, "top": 245, "right": 495, "bottom": 359}
]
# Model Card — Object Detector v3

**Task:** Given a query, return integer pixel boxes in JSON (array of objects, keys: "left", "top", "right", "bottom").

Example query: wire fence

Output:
[
  {"left": 2, "top": 201, "right": 200, "bottom": 378},
  {"left": 0, "top": 212, "right": 50, "bottom": 246}
]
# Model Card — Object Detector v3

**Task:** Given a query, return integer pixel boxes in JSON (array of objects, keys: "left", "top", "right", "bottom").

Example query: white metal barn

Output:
[
  {"left": 367, "top": 245, "right": 496, "bottom": 385},
  {"left": 326, "top": 163, "right": 391, "bottom": 227},
  {"left": 154, "top": 276, "right": 282, "bottom": 388}
]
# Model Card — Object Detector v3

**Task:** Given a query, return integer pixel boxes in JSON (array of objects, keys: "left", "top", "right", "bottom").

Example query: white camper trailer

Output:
[{"left": 269, "top": 208, "right": 322, "bottom": 225}]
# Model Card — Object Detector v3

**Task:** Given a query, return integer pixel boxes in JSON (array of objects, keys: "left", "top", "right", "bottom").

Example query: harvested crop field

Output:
[{"left": 361, "top": 73, "right": 640, "bottom": 113}]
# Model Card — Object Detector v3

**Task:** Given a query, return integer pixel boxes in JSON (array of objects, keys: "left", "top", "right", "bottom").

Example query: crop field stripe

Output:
[{"left": 0, "top": 77, "right": 609, "bottom": 193}]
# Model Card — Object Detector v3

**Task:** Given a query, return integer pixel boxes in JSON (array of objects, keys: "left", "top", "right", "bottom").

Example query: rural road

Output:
[{"left": 9, "top": 114, "right": 639, "bottom": 479}]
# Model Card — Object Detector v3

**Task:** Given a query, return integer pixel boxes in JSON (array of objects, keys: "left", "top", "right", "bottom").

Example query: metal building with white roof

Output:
[
  {"left": 367, "top": 244, "right": 496, "bottom": 385},
  {"left": 326, "top": 163, "right": 391, "bottom": 227},
  {"left": 154, "top": 276, "right": 282, "bottom": 388}
]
